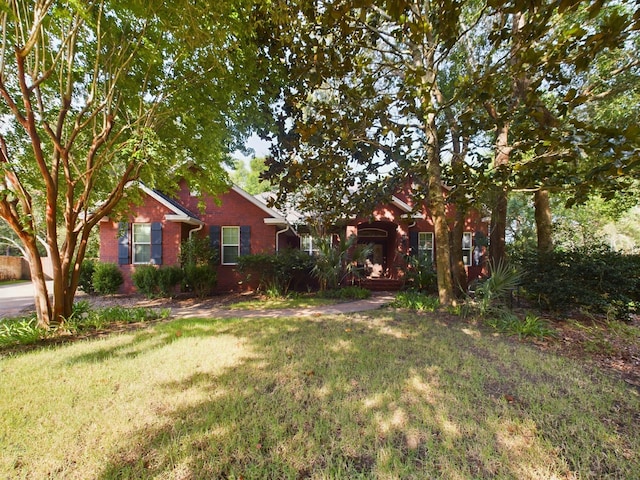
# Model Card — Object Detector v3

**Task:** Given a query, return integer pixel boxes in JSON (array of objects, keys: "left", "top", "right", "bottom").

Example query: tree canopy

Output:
[
  {"left": 0, "top": 0, "right": 279, "bottom": 325},
  {"left": 261, "top": 0, "right": 639, "bottom": 302}
]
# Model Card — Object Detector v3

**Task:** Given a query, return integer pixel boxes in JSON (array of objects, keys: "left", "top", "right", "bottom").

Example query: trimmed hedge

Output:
[
  {"left": 92, "top": 262, "right": 123, "bottom": 295},
  {"left": 132, "top": 265, "right": 184, "bottom": 298},
  {"left": 237, "top": 249, "right": 316, "bottom": 295},
  {"left": 514, "top": 246, "right": 640, "bottom": 319}
]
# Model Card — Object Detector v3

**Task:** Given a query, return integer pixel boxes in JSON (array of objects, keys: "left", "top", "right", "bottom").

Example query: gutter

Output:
[{"left": 275, "top": 225, "right": 297, "bottom": 252}]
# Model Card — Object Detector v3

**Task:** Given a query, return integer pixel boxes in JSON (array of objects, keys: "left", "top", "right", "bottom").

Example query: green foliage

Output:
[
  {"left": 0, "top": 299, "right": 168, "bottom": 348},
  {"left": 157, "top": 267, "right": 184, "bottom": 297},
  {"left": 318, "top": 286, "right": 371, "bottom": 300},
  {"left": 178, "top": 236, "right": 218, "bottom": 298},
  {"left": 485, "top": 311, "right": 555, "bottom": 340},
  {"left": 229, "top": 157, "right": 271, "bottom": 194},
  {"left": 0, "top": 317, "right": 44, "bottom": 347},
  {"left": 183, "top": 265, "right": 217, "bottom": 299},
  {"left": 78, "top": 260, "right": 96, "bottom": 294},
  {"left": 132, "top": 265, "right": 183, "bottom": 298},
  {"left": 514, "top": 246, "right": 640, "bottom": 319},
  {"left": 179, "top": 236, "right": 217, "bottom": 268},
  {"left": 399, "top": 253, "right": 437, "bottom": 293},
  {"left": 92, "top": 263, "right": 124, "bottom": 295},
  {"left": 131, "top": 266, "right": 159, "bottom": 298},
  {"left": 63, "top": 304, "right": 169, "bottom": 333},
  {"left": 0, "top": 0, "right": 284, "bottom": 326},
  {"left": 391, "top": 291, "right": 440, "bottom": 312},
  {"left": 312, "top": 235, "right": 372, "bottom": 291},
  {"left": 237, "top": 249, "right": 316, "bottom": 296},
  {"left": 470, "top": 261, "right": 524, "bottom": 316}
]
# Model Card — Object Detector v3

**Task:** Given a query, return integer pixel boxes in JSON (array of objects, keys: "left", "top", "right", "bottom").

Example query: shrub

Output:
[
  {"left": 399, "top": 253, "right": 437, "bottom": 293},
  {"left": 312, "top": 235, "right": 372, "bottom": 291},
  {"left": 179, "top": 236, "right": 218, "bottom": 298},
  {"left": 237, "top": 249, "right": 316, "bottom": 295},
  {"left": 78, "top": 260, "right": 96, "bottom": 294},
  {"left": 92, "top": 262, "right": 123, "bottom": 295},
  {"left": 514, "top": 246, "right": 640, "bottom": 319},
  {"left": 179, "top": 236, "right": 217, "bottom": 267},
  {"left": 157, "top": 266, "right": 184, "bottom": 297},
  {"left": 132, "top": 265, "right": 159, "bottom": 298},
  {"left": 132, "top": 265, "right": 183, "bottom": 298},
  {"left": 183, "top": 265, "right": 217, "bottom": 298},
  {"left": 392, "top": 291, "right": 440, "bottom": 311},
  {"left": 472, "top": 260, "right": 524, "bottom": 315}
]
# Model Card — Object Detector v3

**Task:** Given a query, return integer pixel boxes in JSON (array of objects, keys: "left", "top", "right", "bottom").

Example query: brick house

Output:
[{"left": 100, "top": 180, "right": 488, "bottom": 293}]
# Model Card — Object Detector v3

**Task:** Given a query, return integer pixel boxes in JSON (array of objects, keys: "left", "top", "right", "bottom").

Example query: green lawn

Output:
[
  {"left": 1, "top": 310, "right": 638, "bottom": 479},
  {"left": 226, "top": 296, "right": 336, "bottom": 310}
]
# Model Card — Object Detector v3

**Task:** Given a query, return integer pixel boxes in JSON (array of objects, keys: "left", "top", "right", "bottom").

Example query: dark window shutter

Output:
[
  {"left": 118, "top": 222, "right": 130, "bottom": 265},
  {"left": 151, "top": 222, "right": 162, "bottom": 265},
  {"left": 240, "top": 226, "right": 251, "bottom": 256},
  {"left": 409, "top": 231, "right": 418, "bottom": 257},
  {"left": 209, "top": 226, "right": 221, "bottom": 263}
]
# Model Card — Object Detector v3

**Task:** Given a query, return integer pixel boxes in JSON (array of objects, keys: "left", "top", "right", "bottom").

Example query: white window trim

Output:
[
  {"left": 221, "top": 226, "right": 240, "bottom": 265},
  {"left": 462, "top": 232, "right": 473, "bottom": 267},
  {"left": 418, "top": 232, "right": 434, "bottom": 261},
  {"left": 301, "top": 234, "right": 318, "bottom": 256},
  {"left": 132, "top": 223, "right": 151, "bottom": 264}
]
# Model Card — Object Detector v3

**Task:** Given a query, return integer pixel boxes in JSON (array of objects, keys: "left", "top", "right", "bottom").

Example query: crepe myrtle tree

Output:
[{"left": 0, "top": 0, "right": 279, "bottom": 327}]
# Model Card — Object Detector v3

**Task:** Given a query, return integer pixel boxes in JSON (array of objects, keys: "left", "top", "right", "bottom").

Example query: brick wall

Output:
[
  {"left": 100, "top": 195, "right": 180, "bottom": 293},
  {"left": 100, "top": 183, "right": 282, "bottom": 294},
  {"left": 177, "top": 183, "right": 281, "bottom": 291}
]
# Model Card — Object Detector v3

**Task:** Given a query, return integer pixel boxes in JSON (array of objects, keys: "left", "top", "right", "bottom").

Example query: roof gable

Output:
[{"left": 139, "top": 183, "right": 203, "bottom": 225}]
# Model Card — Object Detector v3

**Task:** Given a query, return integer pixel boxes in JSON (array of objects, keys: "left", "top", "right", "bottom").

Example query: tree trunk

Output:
[
  {"left": 23, "top": 241, "right": 52, "bottom": 329},
  {"left": 451, "top": 207, "right": 468, "bottom": 295},
  {"left": 425, "top": 114, "right": 454, "bottom": 307},
  {"left": 534, "top": 189, "right": 553, "bottom": 254},
  {"left": 490, "top": 188, "right": 508, "bottom": 265},
  {"left": 489, "top": 122, "right": 511, "bottom": 266}
]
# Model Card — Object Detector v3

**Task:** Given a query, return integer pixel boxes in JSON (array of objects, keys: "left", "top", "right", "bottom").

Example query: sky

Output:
[{"left": 232, "top": 134, "right": 272, "bottom": 164}]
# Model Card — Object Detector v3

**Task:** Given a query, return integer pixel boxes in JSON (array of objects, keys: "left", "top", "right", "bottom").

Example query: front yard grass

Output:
[
  {"left": 1, "top": 310, "right": 638, "bottom": 479},
  {"left": 225, "top": 295, "right": 336, "bottom": 310}
]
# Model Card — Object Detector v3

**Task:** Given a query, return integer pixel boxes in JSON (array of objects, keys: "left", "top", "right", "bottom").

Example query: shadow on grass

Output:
[
  {"left": 89, "top": 312, "right": 639, "bottom": 479},
  {"left": 63, "top": 318, "right": 246, "bottom": 364}
]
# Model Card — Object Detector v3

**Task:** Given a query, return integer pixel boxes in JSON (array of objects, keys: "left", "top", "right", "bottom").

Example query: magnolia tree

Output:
[
  {"left": 0, "top": 0, "right": 278, "bottom": 326},
  {"left": 262, "top": 0, "right": 639, "bottom": 307}
]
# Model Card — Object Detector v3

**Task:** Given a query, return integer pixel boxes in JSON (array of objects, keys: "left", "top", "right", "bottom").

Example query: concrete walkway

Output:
[
  {"left": 0, "top": 283, "right": 396, "bottom": 320},
  {"left": 169, "top": 291, "right": 397, "bottom": 319},
  {"left": 0, "top": 281, "right": 55, "bottom": 319}
]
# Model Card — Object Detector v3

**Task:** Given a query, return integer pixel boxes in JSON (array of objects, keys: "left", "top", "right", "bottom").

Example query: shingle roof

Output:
[{"left": 150, "top": 188, "right": 200, "bottom": 220}]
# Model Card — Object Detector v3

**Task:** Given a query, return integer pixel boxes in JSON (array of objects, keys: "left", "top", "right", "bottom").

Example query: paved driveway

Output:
[{"left": 0, "top": 281, "right": 53, "bottom": 319}]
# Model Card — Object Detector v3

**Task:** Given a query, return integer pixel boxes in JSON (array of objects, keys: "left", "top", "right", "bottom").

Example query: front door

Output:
[{"left": 367, "top": 242, "right": 386, "bottom": 278}]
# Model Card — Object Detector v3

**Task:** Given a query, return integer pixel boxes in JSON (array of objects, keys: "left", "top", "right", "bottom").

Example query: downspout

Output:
[
  {"left": 188, "top": 223, "right": 204, "bottom": 239},
  {"left": 276, "top": 224, "right": 295, "bottom": 253}
]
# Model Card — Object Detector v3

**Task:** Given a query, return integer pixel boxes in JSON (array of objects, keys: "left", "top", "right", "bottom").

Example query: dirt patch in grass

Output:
[
  {"left": 82, "top": 290, "right": 255, "bottom": 311},
  {"left": 542, "top": 312, "right": 640, "bottom": 390}
]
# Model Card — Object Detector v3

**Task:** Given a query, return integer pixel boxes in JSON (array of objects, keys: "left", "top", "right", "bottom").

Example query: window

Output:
[
  {"left": 132, "top": 223, "right": 151, "bottom": 264},
  {"left": 301, "top": 234, "right": 319, "bottom": 256},
  {"left": 222, "top": 226, "right": 240, "bottom": 265},
  {"left": 418, "top": 232, "right": 434, "bottom": 263},
  {"left": 462, "top": 232, "right": 472, "bottom": 267}
]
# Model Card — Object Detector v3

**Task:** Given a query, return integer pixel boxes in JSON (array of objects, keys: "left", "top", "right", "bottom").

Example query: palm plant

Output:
[
  {"left": 473, "top": 260, "right": 524, "bottom": 315},
  {"left": 312, "top": 234, "right": 373, "bottom": 291}
]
